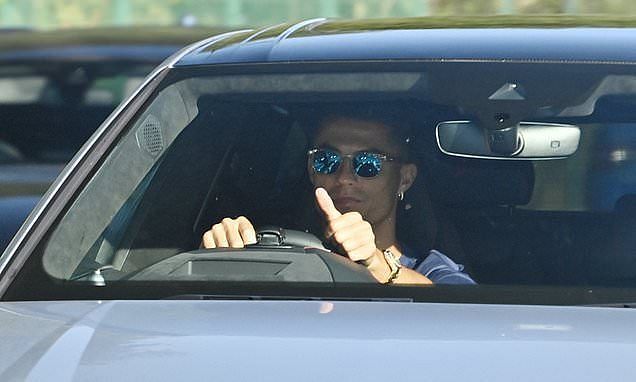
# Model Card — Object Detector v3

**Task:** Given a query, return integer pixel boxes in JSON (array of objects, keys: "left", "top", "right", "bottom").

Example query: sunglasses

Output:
[{"left": 307, "top": 148, "right": 400, "bottom": 178}]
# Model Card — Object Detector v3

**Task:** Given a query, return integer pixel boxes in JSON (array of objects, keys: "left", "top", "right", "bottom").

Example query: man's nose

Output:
[{"left": 334, "top": 157, "right": 356, "bottom": 183}]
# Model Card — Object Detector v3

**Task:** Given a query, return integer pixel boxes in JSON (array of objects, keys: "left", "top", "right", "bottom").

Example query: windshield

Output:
[{"left": 17, "top": 61, "right": 636, "bottom": 303}]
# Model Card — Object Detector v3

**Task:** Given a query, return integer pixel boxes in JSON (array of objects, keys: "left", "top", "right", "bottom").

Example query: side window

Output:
[{"left": 41, "top": 82, "right": 195, "bottom": 280}]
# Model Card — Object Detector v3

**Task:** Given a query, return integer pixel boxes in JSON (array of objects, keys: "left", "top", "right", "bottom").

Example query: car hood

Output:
[{"left": 0, "top": 300, "right": 634, "bottom": 381}]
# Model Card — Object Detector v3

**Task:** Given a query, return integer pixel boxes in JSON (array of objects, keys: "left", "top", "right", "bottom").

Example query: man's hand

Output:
[
  {"left": 315, "top": 187, "right": 390, "bottom": 281},
  {"left": 202, "top": 216, "right": 257, "bottom": 248}
]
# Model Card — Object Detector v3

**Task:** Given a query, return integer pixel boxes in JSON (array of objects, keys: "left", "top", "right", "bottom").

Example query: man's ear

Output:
[{"left": 399, "top": 163, "right": 417, "bottom": 193}]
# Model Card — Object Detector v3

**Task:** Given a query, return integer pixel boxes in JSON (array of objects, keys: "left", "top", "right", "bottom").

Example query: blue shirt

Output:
[{"left": 400, "top": 247, "right": 476, "bottom": 285}]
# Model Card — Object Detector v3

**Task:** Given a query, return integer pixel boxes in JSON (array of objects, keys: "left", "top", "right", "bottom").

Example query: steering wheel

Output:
[
  {"left": 133, "top": 227, "right": 377, "bottom": 283},
  {"left": 255, "top": 225, "right": 327, "bottom": 249},
  {"left": 253, "top": 226, "right": 377, "bottom": 283}
]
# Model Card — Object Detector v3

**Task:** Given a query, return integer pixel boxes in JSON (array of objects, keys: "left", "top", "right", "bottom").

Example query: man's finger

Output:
[
  {"left": 237, "top": 216, "right": 257, "bottom": 244},
  {"left": 202, "top": 230, "right": 216, "bottom": 249},
  {"left": 226, "top": 228, "right": 245, "bottom": 248},
  {"left": 315, "top": 187, "right": 342, "bottom": 221},
  {"left": 332, "top": 220, "right": 373, "bottom": 246},
  {"left": 211, "top": 224, "right": 229, "bottom": 248}
]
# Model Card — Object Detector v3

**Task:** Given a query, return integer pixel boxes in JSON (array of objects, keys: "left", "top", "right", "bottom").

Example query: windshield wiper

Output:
[{"left": 163, "top": 294, "right": 413, "bottom": 302}]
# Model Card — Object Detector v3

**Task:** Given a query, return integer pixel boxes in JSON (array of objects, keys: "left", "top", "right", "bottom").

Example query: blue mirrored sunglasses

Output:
[{"left": 307, "top": 148, "right": 399, "bottom": 178}]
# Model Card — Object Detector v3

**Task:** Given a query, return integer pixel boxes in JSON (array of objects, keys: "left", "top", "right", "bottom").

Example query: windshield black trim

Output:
[{"left": 7, "top": 280, "right": 636, "bottom": 307}]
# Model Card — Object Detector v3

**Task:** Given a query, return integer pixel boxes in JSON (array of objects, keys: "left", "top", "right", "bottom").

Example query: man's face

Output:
[{"left": 308, "top": 117, "right": 416, "bottom": 225}]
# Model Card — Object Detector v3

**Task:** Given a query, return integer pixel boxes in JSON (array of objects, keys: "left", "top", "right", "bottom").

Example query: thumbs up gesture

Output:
[{"left": 315, "top": 187, "right": 388, "bottom": 279}]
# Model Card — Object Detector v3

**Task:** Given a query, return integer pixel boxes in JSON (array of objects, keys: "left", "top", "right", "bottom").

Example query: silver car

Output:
[{"left": 2, "top": 17, "right": 636, "bottom": 381}]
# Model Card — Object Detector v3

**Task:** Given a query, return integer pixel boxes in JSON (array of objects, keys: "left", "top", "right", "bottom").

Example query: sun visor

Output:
[{"left": 428, "top": 156, "right": 535, "bottom": 207}]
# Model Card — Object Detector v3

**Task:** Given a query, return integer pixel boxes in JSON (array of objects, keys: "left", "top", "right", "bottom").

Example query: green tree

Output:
[{"left": 3, "top": 0, "right": 636, "bottom": 29}]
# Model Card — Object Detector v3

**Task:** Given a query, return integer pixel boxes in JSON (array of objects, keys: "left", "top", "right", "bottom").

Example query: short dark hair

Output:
[{"left": 302, "top": 102, "right": 416, "bottom": 162}]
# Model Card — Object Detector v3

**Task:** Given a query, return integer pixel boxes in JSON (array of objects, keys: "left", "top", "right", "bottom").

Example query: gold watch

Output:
[{"left": 382, "top": 248, "right": 402, "bottom": 284}]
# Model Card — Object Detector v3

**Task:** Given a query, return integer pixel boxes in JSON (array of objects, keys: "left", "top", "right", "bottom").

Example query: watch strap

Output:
[{"left": 383, "top": 248, "right": 402, "bottom": 284}]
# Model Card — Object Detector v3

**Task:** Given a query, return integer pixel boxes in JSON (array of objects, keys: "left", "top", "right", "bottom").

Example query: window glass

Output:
[{"left": 36, "top": 63, "right": 636, "bottom": 295}]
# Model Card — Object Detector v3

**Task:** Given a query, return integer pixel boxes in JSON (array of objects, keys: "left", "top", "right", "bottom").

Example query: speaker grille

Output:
[{"left": 136, "top": 115, "right": 164, "bottom": 157}]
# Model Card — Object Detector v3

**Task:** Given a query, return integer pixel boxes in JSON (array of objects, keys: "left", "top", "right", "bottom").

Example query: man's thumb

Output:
[{"left": 315, "top": 187, "right": 341, "bottom": 220}]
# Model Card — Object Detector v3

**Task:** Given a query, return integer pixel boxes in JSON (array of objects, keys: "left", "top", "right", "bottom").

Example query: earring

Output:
[{"left": 397, "top": 191, "right": 404, "bottom": 201}]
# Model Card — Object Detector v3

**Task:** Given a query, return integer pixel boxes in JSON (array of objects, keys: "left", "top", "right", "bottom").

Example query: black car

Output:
[
  {"left": 0, "top": 26, "right": 227, "bottom": 250},
  {"left": 2, "top": 17, "right": 636, "bottom": 379}
]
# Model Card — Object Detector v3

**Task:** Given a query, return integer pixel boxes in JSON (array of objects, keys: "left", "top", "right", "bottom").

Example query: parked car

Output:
[
  {"left": 0, "top": 26, "right": 227, "bottom": 250},
  {"left": 3, "top": 16, "right": 636, "bottom": 380}
]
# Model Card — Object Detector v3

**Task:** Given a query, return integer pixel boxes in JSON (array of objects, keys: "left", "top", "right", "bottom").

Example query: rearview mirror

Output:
[{"left": 436, "top": 121, "right": 581, "bottom": 160}]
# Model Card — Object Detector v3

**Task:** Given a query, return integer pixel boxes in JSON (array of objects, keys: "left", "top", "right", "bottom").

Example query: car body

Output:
[
  {"left": 0, "top": 26, "right": 227, "bottom": 250},
  {"left": 3, "top": 16, "right": 636, "bottom": 380}
]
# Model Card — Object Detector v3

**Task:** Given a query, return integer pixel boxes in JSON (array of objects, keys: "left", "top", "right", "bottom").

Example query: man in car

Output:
[{"left": 202, "top": 108, "right": 474, "bottom": 285}]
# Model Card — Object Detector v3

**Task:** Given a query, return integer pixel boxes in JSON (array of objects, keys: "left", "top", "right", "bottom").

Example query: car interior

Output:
[{"left": 11, "top": 62, "right": 636, "bottom": 293}]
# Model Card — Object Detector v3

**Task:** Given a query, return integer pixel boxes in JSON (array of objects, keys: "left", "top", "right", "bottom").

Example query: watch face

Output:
[{"left": 384, "top": 249, "right": 401, "bottom": 269}]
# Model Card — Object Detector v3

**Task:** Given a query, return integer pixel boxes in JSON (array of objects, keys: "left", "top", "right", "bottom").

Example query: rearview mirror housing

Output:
[{"left": 436, "top": 121, "right": 581, "bottom": 160}]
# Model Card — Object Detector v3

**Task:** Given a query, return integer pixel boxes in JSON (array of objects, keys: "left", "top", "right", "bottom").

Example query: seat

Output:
[
  {"left": 424, "top": 153, "right": 536, "bottom": 284},
  {"left": 587, "top": 195, "right": 636, "bottom": 286}
]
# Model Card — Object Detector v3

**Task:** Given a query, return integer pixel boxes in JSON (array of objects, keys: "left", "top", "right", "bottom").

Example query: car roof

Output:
[
  {"left": 175, "top": 15, "right": 636, "bottom": 66},
  {"left": 0, "top": 26, "right": 229, "bottom": 63}
]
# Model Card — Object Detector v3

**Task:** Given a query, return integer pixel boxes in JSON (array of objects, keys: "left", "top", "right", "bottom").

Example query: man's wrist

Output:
[{"left": 365, "top": 249, "right": 394, "bottom": 283}]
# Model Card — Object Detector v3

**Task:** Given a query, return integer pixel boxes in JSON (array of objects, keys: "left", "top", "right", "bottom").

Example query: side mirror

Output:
[{"left": 436, "top": 121, "right": 581, "bottom": 160}]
